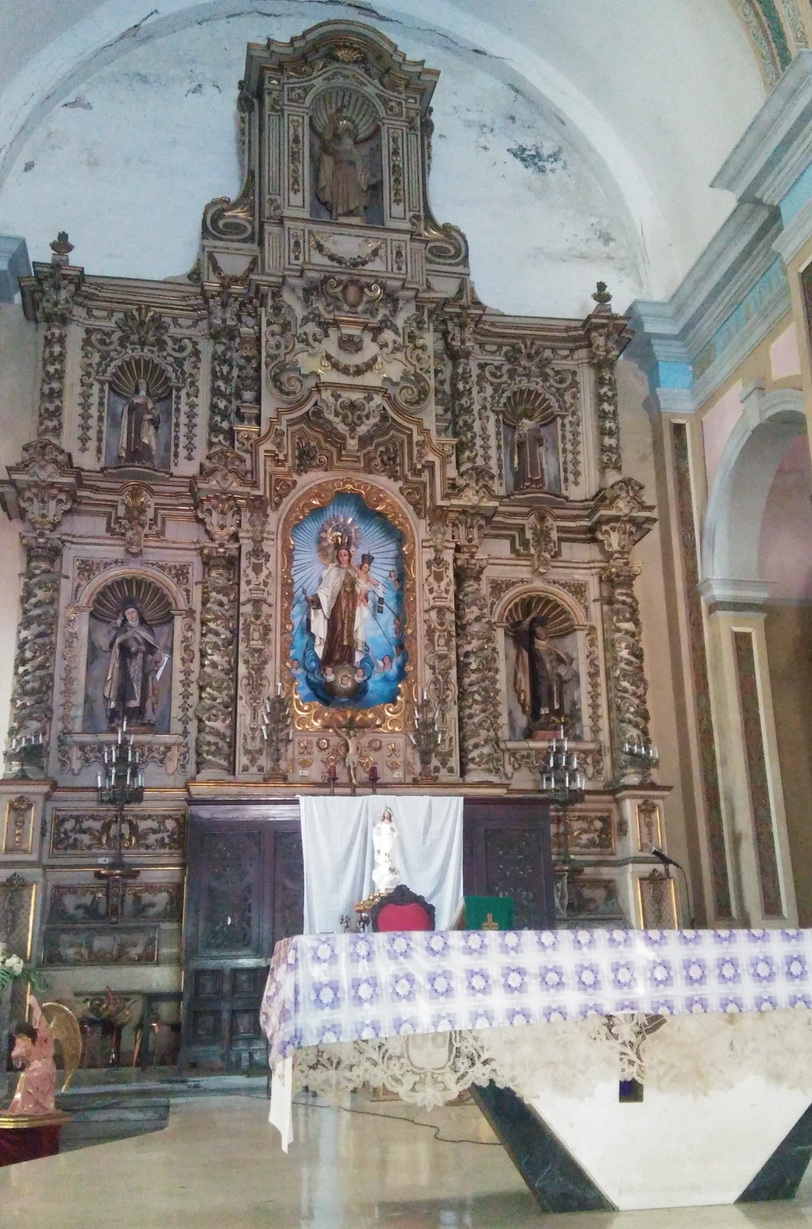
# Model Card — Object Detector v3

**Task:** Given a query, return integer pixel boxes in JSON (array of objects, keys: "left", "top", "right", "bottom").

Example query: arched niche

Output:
[
  {"left": 308, "top": 83, "right": 384, "bottom": 226},
  {"left": 702, "top": 387, "right": 808, "bottom": 590},
  {"left": 82, "top": 576, "right": 174, "bottom": 734},
  {"left": 500, "top": 387, "right": 563, "bottom": 496},
  {"left": 103, "top": 355, "right": 174, "bottom": 471},
  {"left": 498, "top": 590, "right": 584, "bottom": 740}
]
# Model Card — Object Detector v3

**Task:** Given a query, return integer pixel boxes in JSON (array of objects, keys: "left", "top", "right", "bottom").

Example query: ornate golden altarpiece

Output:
[{"left": 0, "top": 23, "right": 673, "bottom": 1016}]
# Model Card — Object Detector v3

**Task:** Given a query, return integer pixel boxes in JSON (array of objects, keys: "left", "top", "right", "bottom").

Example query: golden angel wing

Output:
[{"left": 41, "top": 1001, "right": 83, "bottom": 1092}]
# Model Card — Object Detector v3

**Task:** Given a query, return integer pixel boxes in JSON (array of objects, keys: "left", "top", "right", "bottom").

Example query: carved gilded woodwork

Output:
[
  {"left": 50, "top": 809, "right": 186, "bottom": 856},
  {"left": 0, "top": 22, "right": 668, "bottom": 966},
  {"left": 6, "top": 535, "right": 63, "bottom": 760},
  {"left": 196, "top": 548, "right": 240, "bottom": 774},
  {"left": 455, "top": 552, "right": 504, "bottom": 780},
  {"left": 2, "top": 797, "right": 35, "bottom": 855}
]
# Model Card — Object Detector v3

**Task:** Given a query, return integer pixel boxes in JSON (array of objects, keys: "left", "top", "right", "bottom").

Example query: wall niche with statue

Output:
[
  {"left": 83, "top": 577, "right": 174, "bottom": 734},
  {"left": 104, "top": 356, "right": 173, "bottom": 471},
  {"left": 501, "top": 388, "right": 562, "bottom": 496},
  {"left": 309, "top": 87, "right": 383, "bottom": 225},
  {"left": 504, "top": 593, "right": 582, "bottom": 740}
]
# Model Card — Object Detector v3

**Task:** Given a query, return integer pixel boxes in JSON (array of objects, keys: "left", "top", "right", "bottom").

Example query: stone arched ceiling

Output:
[{"left": 0, "top": 0, "right": 770, "bottom": 316}]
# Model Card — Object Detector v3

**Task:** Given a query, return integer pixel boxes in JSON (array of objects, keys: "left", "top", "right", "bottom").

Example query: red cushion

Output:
[{"left": 374, "top": 902, "right": 433, "bottom": 931}]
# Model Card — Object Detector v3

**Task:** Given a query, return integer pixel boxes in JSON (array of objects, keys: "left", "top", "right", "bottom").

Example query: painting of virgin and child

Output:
[{"left": 289, "top": 493, "right": 407, "bottom": 709}]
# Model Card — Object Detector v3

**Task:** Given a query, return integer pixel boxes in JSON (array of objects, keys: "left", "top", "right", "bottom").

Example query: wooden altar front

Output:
[{"left": 180, "top": 796, "right": 554, "bottom": 1071}]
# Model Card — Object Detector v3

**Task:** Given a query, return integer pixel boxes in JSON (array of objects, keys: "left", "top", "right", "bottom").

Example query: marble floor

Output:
[{"left": 3, "top": 1093, "right": 812, "bottom": 1228}]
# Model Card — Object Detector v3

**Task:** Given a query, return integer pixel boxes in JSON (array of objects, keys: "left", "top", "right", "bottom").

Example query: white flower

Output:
[{"left": 5, "top": 955, "right": 23, "bottom": 975}]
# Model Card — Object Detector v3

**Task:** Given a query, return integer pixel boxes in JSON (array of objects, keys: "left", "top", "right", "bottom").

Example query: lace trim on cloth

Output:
[{"left": 289, "top": 1010, "right": 812, "bottom": 1108}]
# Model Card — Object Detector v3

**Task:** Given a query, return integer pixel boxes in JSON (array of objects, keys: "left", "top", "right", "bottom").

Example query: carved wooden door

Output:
[
  {"left": 181, "top": 810, "right": 303, "bottom": 1070},
  {"left": 463, "top": 799, "right": 555, "bottom": 929}
]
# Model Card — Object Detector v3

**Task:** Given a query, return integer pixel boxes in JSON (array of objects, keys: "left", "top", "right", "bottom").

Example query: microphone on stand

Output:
[
  {"left": 651, "top": 846, "right": 681, "bottom": 869},
  {"left": 649, "top": 846, "right": 694, "bottom": 928}
]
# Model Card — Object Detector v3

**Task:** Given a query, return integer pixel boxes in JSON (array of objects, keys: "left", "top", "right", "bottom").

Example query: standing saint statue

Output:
[
  {"left": 511, "top": 615, "right": 575, "bottom": 732},
  {"left": 512, "top": 415, "right": 548, "bottom": 490},
  {"left": 372, "top": 807, "right": 400, "bottom": 893},
  {"left": 118, "top": 378, "right": 160, "bottom": 466},
  {"left": 316, "top": 113, "right": 372, "bottom": 220},
  {"left": 308, "top": 542, "right": 366, "bottom": 670},
  {"left": 103, "top": 599, "right": 166, "bottom": 728}
]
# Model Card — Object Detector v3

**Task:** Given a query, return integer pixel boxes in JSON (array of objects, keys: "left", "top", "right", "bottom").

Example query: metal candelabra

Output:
[
  {"left": 6, "top": 732, "right": 46, "bottom": 779},
  {"left": 622, "top": 737, "right": 659, "bottom": 781},
  {"left": 540, "top": 728, "right": 586, "bottom": 921},
  {"left": 261, "top": 687, "right": 291, "bottom": 783},
  {"left": 94, "top": 721, "right": 143, "bottom": 924},
  {"left": 409, "top": 690, "right": 441, "bottom": 780}
]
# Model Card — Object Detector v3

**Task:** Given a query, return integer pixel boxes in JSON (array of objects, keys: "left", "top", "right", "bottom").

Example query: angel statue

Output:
[
  {"left": 6, "top": 997, "right": 57, "bottom": 1116},
  {"left": 316, "top": 112, "right": 374, "bottom": 220}
]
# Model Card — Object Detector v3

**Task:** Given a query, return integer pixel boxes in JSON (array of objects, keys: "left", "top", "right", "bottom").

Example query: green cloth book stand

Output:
[{"left": 463, "top": 896, "right": 515, "bottom": 930}]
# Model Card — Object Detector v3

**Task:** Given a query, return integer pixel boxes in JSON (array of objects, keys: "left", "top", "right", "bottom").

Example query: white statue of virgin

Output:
[{"left": 372, "top": 807, "right": 400, "bottom": 893}]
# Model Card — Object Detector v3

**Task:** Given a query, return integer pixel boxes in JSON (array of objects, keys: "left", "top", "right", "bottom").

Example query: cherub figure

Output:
[{"left": 6, "top": 996, "right": 57, "bottom": 1116}]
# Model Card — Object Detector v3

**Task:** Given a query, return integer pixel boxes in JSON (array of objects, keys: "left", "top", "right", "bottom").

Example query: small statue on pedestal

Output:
[
  {"left": 372, "top": 807, "right": 400, "bottom": 894},
  {"left": 6, "top": 997, "right": 56, "bottom": 1116}
]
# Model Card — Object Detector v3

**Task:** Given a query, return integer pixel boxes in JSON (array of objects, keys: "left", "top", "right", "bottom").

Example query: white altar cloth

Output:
[
  {"left": 261, "top": 928, "right": 812, "bottom": 1205},
  {"left": 261, "top": 925, "right": 812, "bottom": 1068}
]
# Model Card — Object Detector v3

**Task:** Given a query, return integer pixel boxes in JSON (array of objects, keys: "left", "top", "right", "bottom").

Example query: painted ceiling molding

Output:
[{"left": 731, "top": 0, "right": 809, "bottom": 85}]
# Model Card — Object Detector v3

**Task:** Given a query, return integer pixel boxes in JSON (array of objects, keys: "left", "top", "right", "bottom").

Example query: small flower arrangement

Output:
[{"left": 0, "top": 947, "right": 25, "bottom": 990}]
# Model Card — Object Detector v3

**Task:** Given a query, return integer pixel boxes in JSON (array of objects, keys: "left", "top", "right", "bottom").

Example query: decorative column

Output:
[
  {"left": 446, "top": 310, "right": 493, "bottom": 496},
  {"left": 454, "top": 550, "right": 504, "bottom": 781},
  {"left": 592, "top": 479, "right": 656, "bottom": 785},
  {"left": 23, "top": 233, "right": 83, "bottom": 445},
  {"left": 421, "top": 514, "right": 460, "bottom": 779},
  {"left": 203, "top": 273, "right": 247, "bottom": 451},
  {"left": 698, "top": 580, "right": 796, "bottom": 926},
  {"left": 2, "top": 438, "right": 78, "bottom": 772},
  {"left": 236, "top": 496, "right": 276, "bottom": 778},
  {"left": 584, "top": 283, "right": 628, "bottom": 480},
  {"left": 6, "top": 536, "right": 63, "bottom": 772},
  {"left": 195, "top": 546, "right": 240, "bottom": 776}
]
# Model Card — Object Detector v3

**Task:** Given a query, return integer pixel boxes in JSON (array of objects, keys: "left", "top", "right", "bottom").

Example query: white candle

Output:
[{"left": 277, "top": 681, "right": 282, "bottom": 697}]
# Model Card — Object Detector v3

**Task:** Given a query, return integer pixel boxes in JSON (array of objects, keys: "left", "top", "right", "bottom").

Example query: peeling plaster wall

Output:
[{"left": 0, "top": 8, "right": 642, "bottom": 317}]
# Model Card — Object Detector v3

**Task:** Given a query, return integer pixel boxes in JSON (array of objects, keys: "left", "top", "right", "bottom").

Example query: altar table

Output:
[{"left": 260, "top": 927, "right": 812, "bottom": 1211}]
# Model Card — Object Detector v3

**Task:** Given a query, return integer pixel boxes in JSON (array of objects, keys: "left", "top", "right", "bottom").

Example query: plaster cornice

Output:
[{"left": 712, "top": 48, "right": 812, "bottom": 205}]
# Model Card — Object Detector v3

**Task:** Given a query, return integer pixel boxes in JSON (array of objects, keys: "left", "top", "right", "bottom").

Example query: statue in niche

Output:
[
  {"left": 83, "top": 578, "right": 173, "bottom": 734},
  {"left": 502, "top": 390, "right": 562, "bottom": 495},
  {"left": 118, "top": 379, "right": 160, "bottom": 466},
  {"left": 513, "top": 416, "right": 549, "bottom": 489},
  {"left": 506, "top": 603, "right": 580, "bottom": 739},
  {"left": 310, "top": 89, "right": 382, "bottom": 224},
  {"left": 104, "top": 599, "right": 167, "bottom": 729},
  {"left": 316, "top": 113, "right": 372, "bottom": 219},
  {"left": 105, "top": 358, "right": 172, "bottom": 471}
]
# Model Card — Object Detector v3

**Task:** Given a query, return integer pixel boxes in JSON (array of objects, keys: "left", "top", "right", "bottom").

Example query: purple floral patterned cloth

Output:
[{"left": 259, "top": 927, "right": 812, "bottom": 1067}]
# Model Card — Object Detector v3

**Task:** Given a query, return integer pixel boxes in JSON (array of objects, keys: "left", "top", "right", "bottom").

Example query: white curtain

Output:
[{"left": 299, "top": 794, "right": 463, "bottom": 934}]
